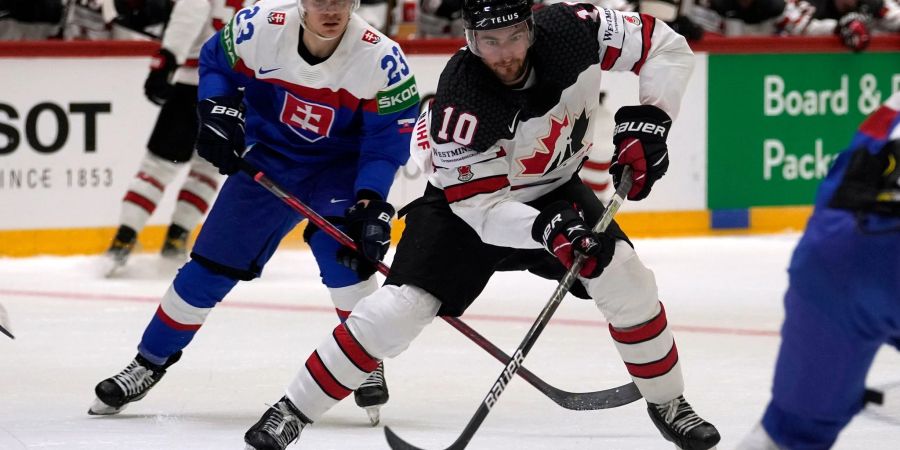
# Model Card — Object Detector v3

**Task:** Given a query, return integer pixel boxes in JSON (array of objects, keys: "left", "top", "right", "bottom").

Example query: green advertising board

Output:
[{"left": 707, "top": 53, "right": 899, "bottom": 209}]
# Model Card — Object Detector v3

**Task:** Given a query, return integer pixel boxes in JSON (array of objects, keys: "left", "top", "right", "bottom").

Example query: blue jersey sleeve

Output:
[
  {"left": 198, "top": 22, "right": 254, "bottom": 100},
  {"left": 354, "top": 76, "right": 419, "bottom": 200}
]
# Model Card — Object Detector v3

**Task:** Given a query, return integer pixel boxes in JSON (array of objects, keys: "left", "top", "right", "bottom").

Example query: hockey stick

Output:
[
  {"left": 239, "top": 160, "right": 640, "bottom": 411},
  {"left": 0, "top": 302, "right": 13, "bottom": 339},
  {"left": 384, "top": 167, "right": 634, "bottom": 450}
]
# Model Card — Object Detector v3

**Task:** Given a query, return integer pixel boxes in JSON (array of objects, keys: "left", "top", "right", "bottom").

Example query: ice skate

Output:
[
  {"left": 244, "top": 396, "right": 310, "bottom": 450},
  {"left": 88, "top": 351, "right": 181, "bottom": 415},
  {"left": 103, "top": 226, "right": 137, "bottom": 277},
  {"left": 354, "top": 362, "right": 388, "bottom": 426},
  {"left": 647, "top": 395, "right": 720, "bottom": 450},
  {"left": 160, "top": 224, "right": 189, "bottom": 260}
]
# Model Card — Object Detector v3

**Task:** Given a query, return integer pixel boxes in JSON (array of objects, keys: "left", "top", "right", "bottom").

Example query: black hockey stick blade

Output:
[
  {"left": 546, "top": 381, "right": 641, "bottom": 410},
  {"left": 386, "top": 380, "right": 640, "bottom": 450},
  {"left": 442, "top": 315, "right": 640, "bottom": 410},
  {"left": 0, "top": 324, "right": 12, "bottom": 340},
  {"left": 384, "top": 169, "right": 635, "bottom": 450}
]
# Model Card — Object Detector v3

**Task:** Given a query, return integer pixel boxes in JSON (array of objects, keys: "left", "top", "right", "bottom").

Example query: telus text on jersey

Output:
[{"left": 476, "top": 13, "right": 519, "bottom": 28}]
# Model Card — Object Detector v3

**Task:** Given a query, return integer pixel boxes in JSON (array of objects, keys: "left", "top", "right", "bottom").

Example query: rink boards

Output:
[{"left": 1, "top": 38, "right": 898, "bottom": 256}]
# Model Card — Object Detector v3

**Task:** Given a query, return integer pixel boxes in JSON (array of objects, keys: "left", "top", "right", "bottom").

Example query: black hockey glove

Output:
[
  {"left": 532, "top": 201, "right": 615, "bottom": 279},
  {"left": 144, "top": 48, "right": 177, "bottom": 105},
  {"left": 611, "top": 105, "right": 671, "bottom": 201},
  {"left": 195, "top": 96, "right": 245, "bottom": 176},
  {"left": 837, "top": 13, "right": 872, "bottom": 53},
  {"left": 337, "top": 197, "right": 395, "bottom": 280}
]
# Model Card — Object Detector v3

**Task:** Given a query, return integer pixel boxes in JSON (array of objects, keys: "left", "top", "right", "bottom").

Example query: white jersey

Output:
[
  {"left": 412, "top": 4, "right": 693, "bottom": 250},
  {"left": 164, "top": 0, "right": 255, "bottom": 85}
]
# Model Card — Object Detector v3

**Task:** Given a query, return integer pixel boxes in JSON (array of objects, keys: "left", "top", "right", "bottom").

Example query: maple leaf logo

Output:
[{"left": 518, "top": 114, "right": 570, "bottom": 176}]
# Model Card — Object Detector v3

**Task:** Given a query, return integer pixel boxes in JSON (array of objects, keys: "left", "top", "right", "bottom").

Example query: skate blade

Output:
[
  {"left": 101, "top": 257, "right": 127, "bottom": 279},
  {"left": 364, "top": 405, "right": 381, "bottom": 426},
  {"left": 88, "top": 397, "right": 126, "bottom": 415}
]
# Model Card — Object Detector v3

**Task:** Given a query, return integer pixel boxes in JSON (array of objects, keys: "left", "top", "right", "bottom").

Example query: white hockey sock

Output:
[
  {"left": 286, "top": 285, "right": 440, "bottom": 421},
  {"left": 609, "top": 301, "right": 684, "bottom": 404},
  {"left": 170, "top": 157, "right": 219, "bottom": 231},
  {"left": 120, "top": 154, "right": 180, "bottom": 232}
]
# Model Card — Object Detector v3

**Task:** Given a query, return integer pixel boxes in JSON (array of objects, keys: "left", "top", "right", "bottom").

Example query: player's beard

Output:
[{"left": 491, "top": 57, "right": 528, "bottom": 86}]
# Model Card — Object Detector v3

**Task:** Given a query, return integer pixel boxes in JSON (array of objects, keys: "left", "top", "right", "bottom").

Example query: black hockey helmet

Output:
[
  {"left": 463, "top": 0, "right": 535, "bottom": 57},
  {"left": 462, "top": 0, "right": 533, "bottom": 31}
]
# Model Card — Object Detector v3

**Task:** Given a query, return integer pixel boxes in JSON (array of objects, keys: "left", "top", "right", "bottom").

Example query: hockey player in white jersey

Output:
[
  {"left": 243, "top": 1, "right": 721, "bottom": 449},
  {"left": 90, "top": 0, "right": 419, "bottom": 428},
  {"left": 103, "top": 0, "right": 254, "bottom": 275}
]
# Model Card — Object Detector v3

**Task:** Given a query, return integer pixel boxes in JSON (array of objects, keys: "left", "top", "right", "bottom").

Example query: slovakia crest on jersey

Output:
[
  {"left": 268, "top": 11, "right": 286, "bottom": 25},
  {"left": 361, "top": 30, "right": 381, "bottom": 44},
  {"left": 280, "top": 93, "right": 335, "bottom": 142}
]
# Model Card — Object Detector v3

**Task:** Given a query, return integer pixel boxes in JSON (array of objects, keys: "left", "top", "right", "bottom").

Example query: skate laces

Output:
[
  {"left": 358, "top": 363, "right": 385, "bottom": 389},
  {"left": 261, "top": 400, "right": 303, "bottom": 447},
  {"left": 654, "top": 396, "right": 706, "bottom": 435},
  {"left": 111, "top": 359, "right": 156, "bottom": 397}
]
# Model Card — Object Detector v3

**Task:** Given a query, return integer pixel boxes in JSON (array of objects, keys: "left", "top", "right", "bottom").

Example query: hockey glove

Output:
[
  {"left": 337, "top": 196, "right": 395, "bottom": 280},
  {"left": 532, "top": 201, "right": 615, "bottom": 279},
  {"left": 611, "top": 105, "right": 671, "bottom": 201},
  {"left": 837, "top": 13, "right": 871, "bottom": 53},
  {"left": 144, "top": 48, "right": 177, "bottom": 105},
  {"left": 195, "top": 96, "right": 245, "bottom": 176}
]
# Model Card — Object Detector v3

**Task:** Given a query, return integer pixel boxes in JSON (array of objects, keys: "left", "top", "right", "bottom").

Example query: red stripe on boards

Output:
[
  {"left": 333, "top": 324, "right": 380, "bottom": 373},
  {"left": 305, "top": 351, "right": 352, "bottom": 400}
]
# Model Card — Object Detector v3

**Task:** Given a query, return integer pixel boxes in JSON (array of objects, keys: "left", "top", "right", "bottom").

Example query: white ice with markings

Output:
[{"left": 1, "top": 234, "right": 899, "bottom": 449}]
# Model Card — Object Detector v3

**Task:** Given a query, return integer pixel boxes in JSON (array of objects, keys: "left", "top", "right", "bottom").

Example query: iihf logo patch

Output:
[
  {"left": 623, "top": 15, "right": 641, "bottom": 26},
  {"left": 362, "top": 30, "right": 381, "bottom": 44},
  {"left": 457, "top": 165, "right": 474, "bottom": 182},
  {"left": 268, "top": 11, "right": 286, "bottom": 25}
]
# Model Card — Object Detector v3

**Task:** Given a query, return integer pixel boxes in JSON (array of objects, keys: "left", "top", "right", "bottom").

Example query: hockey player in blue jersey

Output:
[
  {"left": 89, "top": 0, "right": 420, "bottom": 427},
  {"left": 738, "top": 92, "right": 900, "bottom": 450}
]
